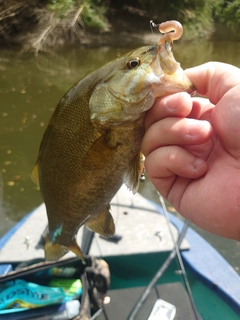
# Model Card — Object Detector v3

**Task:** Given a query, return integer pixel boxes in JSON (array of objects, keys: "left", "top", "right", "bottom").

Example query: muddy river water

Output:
[{"left": 0, "top": 37, "right": 240, "bottom": 272}]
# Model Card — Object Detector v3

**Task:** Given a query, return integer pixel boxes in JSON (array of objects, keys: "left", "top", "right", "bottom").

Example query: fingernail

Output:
[
  {"left": 164, "top": 92, "right": 189, "bottom": 113},
  {"left": 192, "top": 158, "right": 205, "bottom": 173}
]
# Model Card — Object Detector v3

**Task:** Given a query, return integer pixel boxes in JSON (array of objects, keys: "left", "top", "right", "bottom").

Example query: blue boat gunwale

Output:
[
  {"left": 150, "top": 200, "right": 240, "bottom": 315},
  {"left": 0, "top": 208, "right": 36, "bottom": 251}
]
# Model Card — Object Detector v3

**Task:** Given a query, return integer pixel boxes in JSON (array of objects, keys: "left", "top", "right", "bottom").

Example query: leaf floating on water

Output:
[
  {"left": 39, "top": 122, "right": 45, "bottom": 127},
  {"left": 2, "top": 112, "right": 8, "bottom": 117},
  {"left": 7, "top": 181, "right": 15, "bottom": 186},
  {"left": 6, "top": 150, "right": 12, "bottom": 154},
  {"left": 4, "top": 161, "right": 12, "bottom": 166},
  {"left": 21, "top": 117, "right": 27, "bottom": 124}
]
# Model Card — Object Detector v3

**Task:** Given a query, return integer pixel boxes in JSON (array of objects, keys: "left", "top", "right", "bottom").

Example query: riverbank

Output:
[{"left": 0, "top": 1, "right": 239, "bottom": 51}]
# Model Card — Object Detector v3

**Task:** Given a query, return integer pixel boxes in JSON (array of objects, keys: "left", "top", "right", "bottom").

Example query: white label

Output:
[{"left": 148, "top": 299, "right": 176, "bottom": 320}]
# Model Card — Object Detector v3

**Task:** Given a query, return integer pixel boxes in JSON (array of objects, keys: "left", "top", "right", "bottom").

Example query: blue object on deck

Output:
[{"left": 0, "top": 300, "right": 81, "bottom": 320}]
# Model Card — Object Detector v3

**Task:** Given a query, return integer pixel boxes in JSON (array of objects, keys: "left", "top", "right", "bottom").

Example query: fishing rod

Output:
[
  {"left": 127, "top": 216, "right": 189, "bottom": 320},
  {"left": 127, "top": 194, "right": 201, "bottom": 320},
  {"left": 0, "top": 256, "right": 84, "bottom": 283},
  {"left": 159, "top": 194, "right": 200, "bottom": 320}
]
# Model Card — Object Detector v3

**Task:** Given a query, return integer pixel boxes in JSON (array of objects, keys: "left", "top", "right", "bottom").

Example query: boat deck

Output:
[
  {"left": 0, "top": 185, "right": 189, "bottom": 262},
  {"left": 97, "top": 282, "right": 198, "bottom": 320}
]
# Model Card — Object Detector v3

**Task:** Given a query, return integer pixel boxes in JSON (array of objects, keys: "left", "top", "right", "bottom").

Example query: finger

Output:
[
  {"left": 185, "top": 62, "right": 240, "bottom": 105},
  {"left": 142, "top": 117, "right": 212, "bottom": 156},
  {"left": 188, "top": 97, "right": 214, "bottom": 120},
  {"left": 212, "top": 85, "right": 240, "bottom": 155},
  {"left": 145, "top": 146, "right": 207, "bottom": 198},
  {"left": 145, "top": 145, "right": 207, "bottom": 178},
  {"left": 185, "top": 138, "right": 214, "bottom": 160},
  {"left": 145, "top": 92, "right": 192, "bottom": 129}
]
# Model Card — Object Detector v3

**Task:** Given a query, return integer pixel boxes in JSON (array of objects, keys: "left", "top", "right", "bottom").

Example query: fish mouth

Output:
[
  {"left": 151, "top": 70, "right": 195, "bottom": 98},
  {"left": 189, "top": 86, "right": 196, "bottom": 96},
  {"left": 150, "top": 43, "right": 195, "bottom": 97}
]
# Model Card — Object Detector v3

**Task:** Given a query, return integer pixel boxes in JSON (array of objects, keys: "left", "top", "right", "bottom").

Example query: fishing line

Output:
[
  {"left": 150, "top": 20, "right": 159, "bottom": 33},
  {"left": 90, "top": 306, "right": 110, "bottom": 320},
  {"left": 113, "top": 191, "right": 121, "bottom": 226},
  {"left": 127, "top": 218, "right": 189, "bottom": 320},
  {"left": 159, "top": 194, "right": 200, "bottom": 320},
  {"left": 91, "top": 308, "right": 103, "bottom": 319},
  {"left": 0, "top": 256, "right": 83, "bottom": 283}
]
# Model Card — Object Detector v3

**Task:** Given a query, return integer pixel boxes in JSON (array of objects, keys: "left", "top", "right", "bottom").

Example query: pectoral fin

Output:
[
  {"left": 85, "top": 206, "right": 115, "bottom": 237},
  {"left": 123, "top": 152, "right": 145, "bottom": 194},
  {"left": 44, "top": 234, "right": 85, "bottom": 262}
]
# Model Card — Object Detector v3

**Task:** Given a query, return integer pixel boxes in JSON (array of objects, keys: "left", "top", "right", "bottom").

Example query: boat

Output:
[{"left": 0, "top": 185, "right": 239, "bottom": 319}]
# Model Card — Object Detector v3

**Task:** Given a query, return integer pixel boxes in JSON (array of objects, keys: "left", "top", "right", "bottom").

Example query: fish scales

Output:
[{"left": 33, "top": 39, "right": 194, "bottom": 261}]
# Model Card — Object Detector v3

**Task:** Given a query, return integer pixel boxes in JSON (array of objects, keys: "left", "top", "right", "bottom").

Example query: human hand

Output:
[{"left": 142, "top": 62, "right": 240, "bottom": 239}]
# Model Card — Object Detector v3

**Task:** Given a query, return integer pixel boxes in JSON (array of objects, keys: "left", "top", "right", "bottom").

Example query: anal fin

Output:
[
  {"left": 44, "top": 235, "right": 85, "bottom": 262},
  {"left": 44, "top": 234, "right": 68, "bottom": 261},
  {"left": 85, "top": 206, "right": 115, "bottom": 237}
]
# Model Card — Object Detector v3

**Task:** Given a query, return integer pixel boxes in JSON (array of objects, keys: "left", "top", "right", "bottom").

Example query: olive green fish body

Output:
[{"left": 33, "top": 43, "right": 194, "bottom": 261}]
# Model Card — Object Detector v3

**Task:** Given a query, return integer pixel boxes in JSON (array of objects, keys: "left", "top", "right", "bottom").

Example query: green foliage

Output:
[
  {"left": 45, "top": 0, "right": 240, "bottom": 37},
  {"left": 47, "top": 0, "right": 108, "bottom": 29},
  {"left": 81, "top": 0, "right": 108, "bottom": 29},
  {"left": 114, "top": 0, "right": 240, "bottom": 38},
  {"left": 213, "top": 0, "right": 240, "bottom": 29},
  {"left": 1, "top": 0, "right": 240, "bottom": 50},
  {"left": 48, "top": 0, "right": 75, "bottom": 18},
  {"left": 178, "top": 0, "right": 215, "bottom": 39},
  {"left": 126, "top": 0, "right": 216, "bottom": 39}
]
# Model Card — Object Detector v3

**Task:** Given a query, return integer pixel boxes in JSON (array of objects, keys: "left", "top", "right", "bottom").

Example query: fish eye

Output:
[{"left": 126, "top": 58, "right": 140, "bottom": 69}]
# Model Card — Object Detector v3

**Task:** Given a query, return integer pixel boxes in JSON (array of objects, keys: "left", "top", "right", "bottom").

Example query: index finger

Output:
[
  {"left": 185, "top": 62, "right": 240, "bottom": 105},
  {"left": 145, "top": 91, "right": 192, "bottom": 130}
]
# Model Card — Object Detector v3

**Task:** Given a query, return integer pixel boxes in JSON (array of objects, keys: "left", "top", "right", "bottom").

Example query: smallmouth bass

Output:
[{"left": 32, "top": 26, "right": 194, "bottom": 261}]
